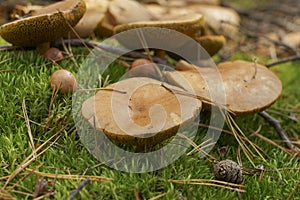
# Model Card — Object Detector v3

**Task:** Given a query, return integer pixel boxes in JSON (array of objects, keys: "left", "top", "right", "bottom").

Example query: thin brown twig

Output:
[
  {"left": 133, "top": 188, "right": 144, "bottom": 200},
  {"left": 287, "top": 181, "right": 300, "bottom": 200},
  {"left": 170, "top": 179, "right": 245, "bottom": 192},
  {"left": 0, "top": 45, "right": 20, "bottom": 51},
  {"left": 22, "top": 99, "right": 37, "bottom": 158},
  {"left": 53, "top": 39, "right": 172, "bottom": 68},
  {"left": 1, "top": 126, "right": 66, "bottom": 190},
  {"left": 7, "top": 163, "right": 44, "bottom": 193},
  {"left": 259, "top": 111, "right": 300, "bottom": 155},
  {"left": 148, "top": 192, "right": 167, "bottom": 200},
  {"left": 26, "top": 170, "right": 112, "bottom": 182},
  {"left": 15, "top": 114, "right": 49, "bottom": 129},
  {"left": 0, "top": 58, "right": 12, "bottom": 65},
  {"left": 67, "top": 178, "right": 90, "bottom": 200},
  {"left": 220, "top": 20, "right": 299, "bottom": 55},
  {"left": 252, "top": 127, "right": 292, "bottom": 154},
  {"left": 266, "top": 55, "right": 300, "bottom": 68}
]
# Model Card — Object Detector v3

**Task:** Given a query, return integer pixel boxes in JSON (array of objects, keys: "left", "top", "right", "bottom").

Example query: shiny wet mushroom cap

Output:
[
  {"left": 81, "top": 77, "right": 201, "bottom": 148},
  {"left": 0, "top": 0, "right": 86, "bottom": 47},
  {"left": 164, "top": 60, "right": 282, "bottom": 115}
]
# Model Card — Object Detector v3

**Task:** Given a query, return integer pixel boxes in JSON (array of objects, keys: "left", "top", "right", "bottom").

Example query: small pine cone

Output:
[{"left": 213, "top": 160, "right": 243, "bottom": 184}]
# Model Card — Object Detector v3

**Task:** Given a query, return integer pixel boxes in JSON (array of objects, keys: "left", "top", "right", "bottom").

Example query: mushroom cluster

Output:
[
  {"left": 0, "top": 0, "right": 283, "bottom": 149},
  {"left": 80, "top": 59, "right": 282, "bottom": 148},
  {"left": 0, "top": 0, "right": 237, "bottom": 56}
]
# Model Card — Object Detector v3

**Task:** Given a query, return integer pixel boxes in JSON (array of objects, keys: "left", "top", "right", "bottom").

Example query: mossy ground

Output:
[{"left": 0, "top": 35, "right": 299, "bottom": 200}]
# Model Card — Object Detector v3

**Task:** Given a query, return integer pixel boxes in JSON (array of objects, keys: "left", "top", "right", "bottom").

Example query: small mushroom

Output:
[
  {"left": 128, "top": 59, "right": 161, "bottom": 78},
  {"left": 164, "top": 60, "right": 282, "bottom": 115},
  {"left": 81, "top": 77, "right": 201, "bottom": 148},
  {"left": 50, "top": 69, "right": 77, "bottom": 94},
  {"left": 44, "top": 47, "right": 64, "bottom": 62},
  {"left": 0, "top": 0, "right": 86, "bottom": 49}
]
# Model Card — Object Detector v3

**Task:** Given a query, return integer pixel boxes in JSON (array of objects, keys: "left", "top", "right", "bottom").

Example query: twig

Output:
[
  {"left": 0, "top": 45, "right": 20, "bottom": 51},
  {"left": 22, "top": 99, "right": 37, "bottom": 158},
  {"left": 1, "top": 126, "right": 66, "bottom": 190},
  {"left": 15, "top": 114, "right": 48, "bottom": 129},
  {"left": 25, "top": 170, "right": 112, "bottom": 182},
  {"left": 221, "top": 2, "right": 300, "bottom": 32},
  {"left": 133, "top": 188, "right": 144, "bottom": 200},
  {"left": 67, "top": 178, "right": 90, "bottom": 200},
  {"left": 0, "top": 58, "right": 12, "bottom": 65},
  {"left": 220, "top": 20, "right": 299, "bottom": 56},
  {"left": 259, "top": 111, "right": 300, "bottom": 155},
  {"left": 170, "top": 179, "right": 245, "bottom": 192},
  {"left": 266, "top": 55, "right": 300, "bottom": 68},
  {"left": 287, "top": 181, "right": 300, "bottom": 200},
  {"left": 52, "top": 39, "right": 172, "bottom": 68},
  {"left": 148, "top": 192, "right": 167, "bottom": 200}
]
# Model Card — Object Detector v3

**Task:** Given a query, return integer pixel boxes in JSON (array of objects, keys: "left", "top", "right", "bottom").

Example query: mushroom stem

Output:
[{"left": 36, "top": 42, "right": 50, "bottom": 54}]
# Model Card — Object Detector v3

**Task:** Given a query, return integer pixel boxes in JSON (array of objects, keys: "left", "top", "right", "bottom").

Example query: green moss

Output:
[{"left": 0, "top": 40, "right": 299, "bottom": 199}]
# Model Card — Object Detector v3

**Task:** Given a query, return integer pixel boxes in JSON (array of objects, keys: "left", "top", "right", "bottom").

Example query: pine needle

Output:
[
  {"left": 25, "top": 170, "right": 112, "bottom": 182},
  {"left": 170, "top": 179, "right": 245, "bottom": 192}
]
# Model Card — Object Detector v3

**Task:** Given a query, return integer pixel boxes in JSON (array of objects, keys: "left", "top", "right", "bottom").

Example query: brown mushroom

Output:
[
  {"left": 72, "top": 0, "right": 109, "bottom": 38},
  {"left": 93, "top": 0, "right": 154, "bottom": 38},
  {"left": 164, "top": 60, "right": 282, "bottom": 115},
  {"left": 114, "top": 12, "right": 205, "bottom": 39},
  {"left": 195, "top": 35, "right": 226, "bottom": 56},
  {"left": 113, "top": 13, "right": 206, "bottom": 56},
  {"left": 50, "top": 69, "right": 77, "bottom": 94},
  {"left": 186, "top": 5, "right": 240, "bottom": 37},
  {"left": 0, "top": 0, "right": 86, "bottom": 49},
  {"left": 107, "top": 0, "right": 154, "bottom": 26},
  {"left": 81, "top": 77, "right": 201, "bottom": 148}
]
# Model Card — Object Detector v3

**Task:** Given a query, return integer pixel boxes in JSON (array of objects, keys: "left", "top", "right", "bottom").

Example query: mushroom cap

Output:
[
  {"left": 81, "top": 77, "right": 201, "bottom": 147},
  {"left": 114, "top": 13, "right": 205, "bottom": 38},
  {"left": 187, "top": 5, "right": 240, "bottom": 36},
  {"left": 72, "top": 0, "right": 109, "bottom": 38},
  {"left": 195, "top": 35, "right": 226, "bottom": 56},
  {"left": 0, "top": 0, "right": 86, "bottom": 47},
  {"left": 165, "top": 60, "right": 282, "bottom": 115},
  {"left": 73, "top": 8, "right": 105, "bottom": 38},
  {"left": 113, "top": 13, "right": 205, "bottom": 51},
  {"left": 107, "top": 0, "right": 154, "bottom": 26}
]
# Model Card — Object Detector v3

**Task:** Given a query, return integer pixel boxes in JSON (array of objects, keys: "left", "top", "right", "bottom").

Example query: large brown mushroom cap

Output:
[
  {"left": 114, "top": 13, "right": 205, "bottom": 38},
  {"left": 0, "top": 0, "right": 86, "bottom": 47},
  {"left": 186, "top": 5, "right": 240, "bottom": 36},
  {"left": 81, "top": 77, "right": 201, "bottom": 147},
  {"left": 165, "top": 60, "right": 282, "bottom": 115}
]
